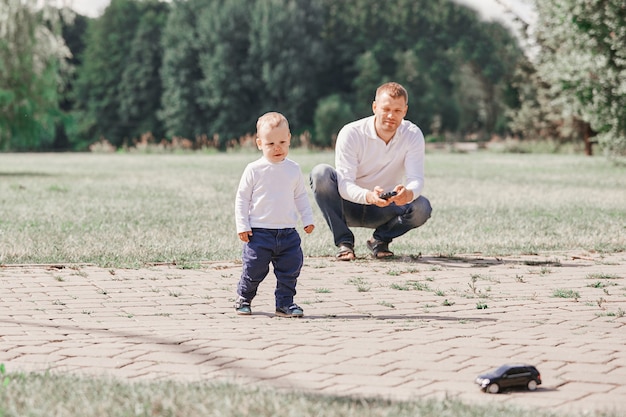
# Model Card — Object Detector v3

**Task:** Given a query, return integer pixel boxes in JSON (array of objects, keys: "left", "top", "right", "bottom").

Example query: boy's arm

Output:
[
  {"left": 294, "top": 173, "right": 315, "bottom": 228},
  {"left": 234, "top": 167, "right": 253, "bottom": 237}
]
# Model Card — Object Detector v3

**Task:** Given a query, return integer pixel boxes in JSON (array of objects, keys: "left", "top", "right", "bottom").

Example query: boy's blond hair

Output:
[{"left": 256, "top": 112, "right": 290, "bottom": 135}]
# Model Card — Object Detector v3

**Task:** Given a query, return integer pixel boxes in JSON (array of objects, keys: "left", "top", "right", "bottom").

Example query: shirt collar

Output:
[{"left": 367, "top": 116, "right": 398, "bottom": 144}]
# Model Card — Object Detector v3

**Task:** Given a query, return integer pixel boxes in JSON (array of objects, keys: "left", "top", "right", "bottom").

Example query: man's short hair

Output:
[{"left": 376, "top": 82, "right": 408, "bottom": 104}]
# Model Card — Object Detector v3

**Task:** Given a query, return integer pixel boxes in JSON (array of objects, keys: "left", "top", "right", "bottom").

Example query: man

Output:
[{"left": 310, "top": 82, "right": 432, "bottom": 260}]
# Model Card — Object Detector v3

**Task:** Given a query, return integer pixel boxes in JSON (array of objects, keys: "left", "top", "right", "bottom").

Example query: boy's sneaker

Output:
[
  {"left": 275, "top": 303, "right": 304, "bottom": 318},
  {"left": 235, "top": 298, "right": 252, "bottom": 315}
]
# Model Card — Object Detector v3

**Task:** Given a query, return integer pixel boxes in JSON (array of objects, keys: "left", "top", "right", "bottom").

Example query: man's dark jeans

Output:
[{"left": 310, "top": 164, "right": 432, "bottom": 247}]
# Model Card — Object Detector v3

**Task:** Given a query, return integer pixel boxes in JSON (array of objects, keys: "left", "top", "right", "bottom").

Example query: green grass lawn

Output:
[{"left": 1, "top": 151, "right": 624, "bottom": 266}]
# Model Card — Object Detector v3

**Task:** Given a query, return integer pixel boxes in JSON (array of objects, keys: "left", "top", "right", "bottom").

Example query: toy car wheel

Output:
[
  {"left": 487, "top": 383, "right": 500, "bottom": 394},
  {"left": 527, "top": 380, "right": 538, "bottom": 391}
]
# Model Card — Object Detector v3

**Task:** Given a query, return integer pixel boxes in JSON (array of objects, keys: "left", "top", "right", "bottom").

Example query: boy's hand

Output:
[
  {"left": 238, "top": 231, "right": 252, "bottom": 242},
  {"left": 304, "top": 224, "right": 315, "bottom": 234}
]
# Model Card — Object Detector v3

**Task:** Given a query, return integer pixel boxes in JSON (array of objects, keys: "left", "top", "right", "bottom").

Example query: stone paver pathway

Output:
[{"left": 1, "top": 251, "right": 625, "bottom": 414}]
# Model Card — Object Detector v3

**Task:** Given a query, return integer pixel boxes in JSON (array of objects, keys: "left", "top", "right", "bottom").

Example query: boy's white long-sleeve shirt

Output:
[
  {"left": 335, "top": 116, "right": 425, "bottom": 205},
  {"left": 235, "top": 157, "right": 314, "bottom": 233}
]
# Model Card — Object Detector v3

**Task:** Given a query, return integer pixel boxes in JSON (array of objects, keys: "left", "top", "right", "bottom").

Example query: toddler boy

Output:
[{"left": 234, "top": 112, "right": 315, "bottom": 317}]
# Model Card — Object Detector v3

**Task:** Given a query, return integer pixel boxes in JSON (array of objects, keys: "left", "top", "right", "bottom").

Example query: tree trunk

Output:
[{"left": 583, "top": 122, "right": 596, "bottom": 156}]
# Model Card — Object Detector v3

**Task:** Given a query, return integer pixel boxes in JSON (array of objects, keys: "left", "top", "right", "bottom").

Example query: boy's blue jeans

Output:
[
  {"left": 310, "top": 164, "right": 432, "bottom": 246},
  {"left": 237, "top": 228, "right": 303, "bottom": 308}
]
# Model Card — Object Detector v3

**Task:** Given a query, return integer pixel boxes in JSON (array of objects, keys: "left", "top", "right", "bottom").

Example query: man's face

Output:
[
  {"left": 256, "top": 124, "right": 291, "bottom": 163},
  {"left": 372, "top": 92, "right": 408, "bottom": 138}
]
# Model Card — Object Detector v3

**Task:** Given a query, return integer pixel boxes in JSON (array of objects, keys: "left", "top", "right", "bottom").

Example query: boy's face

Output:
[{"left": 256, "top": 124, "right": 291, "bottom": 163}]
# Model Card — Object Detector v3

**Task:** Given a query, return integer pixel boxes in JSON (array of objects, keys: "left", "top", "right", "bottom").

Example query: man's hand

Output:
[
  {"left": 366, "top": 186, "right": 392, "bottom": 207},
  {"left": 238, "top": 230, "right": 252, "bottom": 242},
  {"left": 304, "top": 224, "right": 315, "bottom": 234},
  {"left": 366, "top": 185, "right": 414, "bottom": 207},
  {"left": 391, "top": 185, "right": 414, "bottom": 206}
]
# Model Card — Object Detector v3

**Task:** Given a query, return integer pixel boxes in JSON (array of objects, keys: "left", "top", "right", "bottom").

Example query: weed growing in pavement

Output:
[
  {"left": 587, "top": 281, "right": 618, "bottom": 289},
  {"left": 476, "top": 302, "right": 488, "bottom": 309},
  {"left": 586, "top": 272, "right": 622, "bottom": 280},
  {"left": 391, "top": 281, "right": 431, "bottom": 291},
  {"left": 468, "top": 274, "right": 479, "bottom": 294},
  {"left": 552, "top": 288, "right": 580, "bottom": 300},
  {"left": 378, "top": 301, "right": 395, "bottom": 308},
  {"left": 596, "top": 308, "right": 625, "bottom": 318},
  {"left": 347, "top": 277, "right": 370, "bottom": 292}
]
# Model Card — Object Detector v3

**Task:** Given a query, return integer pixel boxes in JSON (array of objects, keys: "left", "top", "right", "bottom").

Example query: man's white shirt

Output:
[{"left": 335, "top": 115, "right": 425, "bottom": 205}]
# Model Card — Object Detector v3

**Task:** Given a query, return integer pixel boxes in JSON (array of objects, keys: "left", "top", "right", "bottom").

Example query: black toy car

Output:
[{"left": 475, "top": 364, "right": 541, "bottom": 394}]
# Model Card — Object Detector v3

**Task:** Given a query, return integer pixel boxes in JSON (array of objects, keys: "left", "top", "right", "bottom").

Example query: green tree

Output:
[
  {"left": 73, "top": 0, "right": 142, "bottom": 148},
  {"left": 56, "top": 11, "right": 89, "bottom": 150},
  {"left": 530, "top": 0, "right": 626, "bottom": 158},
  {"left": 67, "top": 0, "right": 525, "bottom": 149},
  {"left": 319, "top": 0, "right": 521, "bottom": 138},
  {"left": 0, "top": 0, "right": 71, "bottom": 150},
  {"left": 119, "top": 0, "right": 169, "bottom": 141},
  {"left": 249, "top": 0, "right": 326, "bottom": 132},
  {"left": 352, "top": 50, "right": 384, "bottom": 117},
  {"left": 454, "top": 20, "right": 523, "bottom": 136},
  {"left": 158, "top": 0, "right": 205, "bottom": 141},
  {"left": 313, "top": 94, "right": 353, "bottom": 148},
  {"left": 195, "top": 0, "right": 258, "bottom": 147}
]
